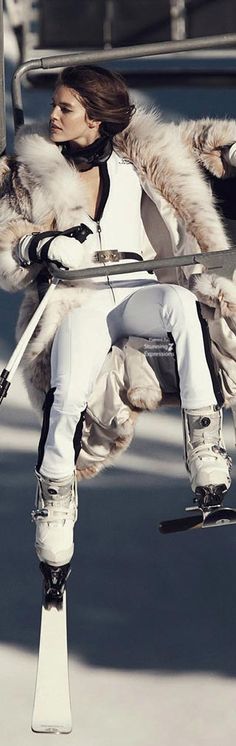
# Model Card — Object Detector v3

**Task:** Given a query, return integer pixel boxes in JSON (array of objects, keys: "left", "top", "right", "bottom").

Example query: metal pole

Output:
[
  {"left": 0, "top": 0, "right": 6, "bottom": 154},
  {"left": 103, "top": 0, "right": 114, "bottom": 49},
  {"left": 47, "top": 247, "right": 236, "bottom": 283},
  {"left": 170, "top": 0, "right": 187, "bottom": 41},
  {"left": 11, "top": 32, "right": 236, "bottom": 130},
  {"left": 0, "top": 278, "right": 59, "bottom": 405}
]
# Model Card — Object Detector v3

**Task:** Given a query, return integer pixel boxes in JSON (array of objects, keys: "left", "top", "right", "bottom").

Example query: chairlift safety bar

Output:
[
  {"left": 0, "top": 247, "right": 235, "bottom": 405},
  {"left": 11, "top": 33, "right": 236, "bottom": 130},
  {"left": 48, "top": 248, "right": 236, "bottom": 282}
]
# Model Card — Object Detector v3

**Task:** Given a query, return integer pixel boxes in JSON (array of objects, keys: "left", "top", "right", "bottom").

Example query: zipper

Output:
[
  {"left": 97, "top": 222, "right": 102, "bottom": 249},
  {"left": 97, "top": 221, "right": 116, "bottom": 303}
]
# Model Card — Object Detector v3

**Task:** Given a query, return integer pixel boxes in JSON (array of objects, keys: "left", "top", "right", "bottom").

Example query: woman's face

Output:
[{"left": 49, "top": 85, "right": 101, "bottom": 146}]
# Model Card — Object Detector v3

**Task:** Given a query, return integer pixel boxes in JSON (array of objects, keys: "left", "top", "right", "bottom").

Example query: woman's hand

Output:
[
  {"left": 17, "top": 224, "right": 94, "bottom": 269},
  {"left": 47, "top": 235, "right": 91, "bottom": 269}
]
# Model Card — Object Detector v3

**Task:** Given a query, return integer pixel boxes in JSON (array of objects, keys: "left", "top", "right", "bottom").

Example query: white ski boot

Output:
[
  {"left": 32, "top": 471, "right": 78, "bottom": 567},
  {"left": 183, "top": 405, "right": 232, "bottom": 496}
]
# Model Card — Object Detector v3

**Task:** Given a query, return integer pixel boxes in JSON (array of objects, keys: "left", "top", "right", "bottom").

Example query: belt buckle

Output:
[
  {"left": 108, "top": 251, "right": 119, "bottom": 262},
  {"left": 94, "top": 250, "right": 119, "bottom": 263}
]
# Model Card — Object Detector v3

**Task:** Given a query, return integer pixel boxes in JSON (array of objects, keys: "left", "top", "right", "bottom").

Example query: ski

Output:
[
  {"left": 31, "top": 563, "right": 72, "bottom": 734},
  {"left": 159, "top": 486, "right": 236, "bottom": 534}
]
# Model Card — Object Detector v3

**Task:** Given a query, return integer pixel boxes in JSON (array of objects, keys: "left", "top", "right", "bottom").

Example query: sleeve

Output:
[
  {"left": 0, "top": 218, "right": 48, "bottom": 292},
  {"left": 208, "top": 174, "right": 236, "bottom": 221},
  {"left": 178, "top": 117, "right": 236, "bottom": 229},
  {"left": 0, "top": 158, "right": 49, "bottom": 292},
  {"left": 178, "top": 117, "right": 236, "bottom": 178},
  {"left": 117, "top": 110, "right": 231, "bottom": 254}
]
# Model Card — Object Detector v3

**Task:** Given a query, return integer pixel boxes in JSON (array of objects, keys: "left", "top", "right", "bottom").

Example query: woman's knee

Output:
[
  {"left": 52, "top": 383, "right": 87, "bottom": 417},
  {"left": 161, "top": 283, "right": 198, "bottom": 314},
  {"left": 157, "top": 284, "right": 199, "bottom": 332}
]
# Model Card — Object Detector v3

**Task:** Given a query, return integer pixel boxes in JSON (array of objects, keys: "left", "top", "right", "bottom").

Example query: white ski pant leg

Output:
[
  {"left": 39, "top": 300, "right": 114, "bottom": 479},
  {"left": 39, "top": 282, "right": 217, "bottom": 479},
  {"left": 118, "top": 283, "right": 217, "bottom": 410}
]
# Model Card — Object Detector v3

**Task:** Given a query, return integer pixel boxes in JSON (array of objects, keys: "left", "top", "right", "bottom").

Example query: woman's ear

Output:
[{"left": 85, "top": 113, "right": 101, "bottom": 132}]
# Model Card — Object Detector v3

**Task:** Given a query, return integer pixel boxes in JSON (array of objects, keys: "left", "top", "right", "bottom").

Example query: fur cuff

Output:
[
  {"left": 0, "top": 218, "right": 50, "bottom": 291},
  {"left": 178, "top": 118, "right": 236, "bottom": 177},
  {"left": 194, "top": 272, "right": 236, "bottom": 317}
]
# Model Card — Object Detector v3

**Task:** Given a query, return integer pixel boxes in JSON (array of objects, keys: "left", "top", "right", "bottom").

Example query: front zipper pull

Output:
[{"left": 96, "top": 221, "right": 116, "bottom": 302}]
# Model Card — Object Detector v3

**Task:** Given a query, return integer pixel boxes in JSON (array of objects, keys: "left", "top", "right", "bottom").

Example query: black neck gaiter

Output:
[{"left": 61, "top": 136, "right": 113, "bottom": 171}]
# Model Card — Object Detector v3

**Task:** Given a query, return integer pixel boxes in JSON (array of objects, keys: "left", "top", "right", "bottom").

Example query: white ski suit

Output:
[{"left": 37, "top": 151, "right": 217, "bottom": 478}]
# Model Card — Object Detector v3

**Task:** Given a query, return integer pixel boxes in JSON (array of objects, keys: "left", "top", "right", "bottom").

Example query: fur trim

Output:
[
  {"left": 76, "top": 408, "right": 138, "bottom": 482},
  {"left": 115, "top": 108, "right": 230, "bottom": 252},
  {"left": 0, "top": 219, "right": 47, "bottom": 291},
  {"left": 0, "top": 156, "right": 11, "bottom": 182},
  {"left": 194, "top": 272, "right": 236, "bottom": 317},
  {"left": 178, "top": 118, "right": 236, "bottom": 177},
  {"left": 127, "top": 385, "right": 163, "bottom": 410}
]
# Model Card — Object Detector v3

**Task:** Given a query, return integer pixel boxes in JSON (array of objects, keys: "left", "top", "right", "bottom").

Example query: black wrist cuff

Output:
[{"left": 28, "top": 234, "right": 55, "bottom": 263}]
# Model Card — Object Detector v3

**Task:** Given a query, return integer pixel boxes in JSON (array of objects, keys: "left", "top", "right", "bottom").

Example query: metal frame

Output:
[
  {"left": 0, "top": 0, "right": 5, "bottom": 154},
  {"left": 11, "top": 33, "right": 236, "bottom": 129}
]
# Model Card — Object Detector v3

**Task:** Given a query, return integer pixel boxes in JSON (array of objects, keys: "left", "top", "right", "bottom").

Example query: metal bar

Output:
[
  {"left": 103, "top": 0, "right": 114, "bottom": 49},
  {"left": 0, "top": 0, "right": 6, "bottom": 153},
  {"left": 48, "top": 248, "right": 236, "bottom": 282},
  {"left": 170, "top": 0, "right": 187, "bottom": 41},
  {"left": 0, "top": 277, "right": 58, "bottom": 405},
  {"left": 11, "top": 32, "right": 236, "bottom": 130},
  {"left": 11, "top": 57, "right": 43, "bottom": 129},
  {"left": 6, "top": 278, "right": 58, "bottom": 379}
]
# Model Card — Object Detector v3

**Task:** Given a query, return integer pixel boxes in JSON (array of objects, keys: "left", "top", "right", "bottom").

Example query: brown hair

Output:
[{"left": 57, "top": 64, "right": 135, "bottom": 136}]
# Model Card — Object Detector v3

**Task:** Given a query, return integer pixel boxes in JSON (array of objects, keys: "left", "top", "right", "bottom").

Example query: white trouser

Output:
[{"left": 38, "top": 281, "right": 218, "bottom": 479}]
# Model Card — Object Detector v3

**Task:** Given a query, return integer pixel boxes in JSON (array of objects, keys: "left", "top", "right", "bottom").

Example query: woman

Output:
[{"left": 0, "top": 64, "right": 233, "bottom": 568}]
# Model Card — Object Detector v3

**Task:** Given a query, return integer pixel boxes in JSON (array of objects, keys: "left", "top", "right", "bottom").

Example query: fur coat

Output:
[{"left": 1, "top": 108, "right": 236, "bottom": 480}]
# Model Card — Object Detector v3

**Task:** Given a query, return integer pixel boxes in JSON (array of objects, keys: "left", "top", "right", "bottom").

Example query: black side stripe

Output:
[
  {"left": 73, "top": 409, "right": 86, "bottom": 464},
  {"left": 36, "top": 387, "right": 56, "bottom": 472},
  {"left": 167, "top": 331, "right": 181, "bottom": 398},
  {"left": 37, "top": 390, "right": 86, "bottom": 472},
  {"left": 196, "top": 301, "right": 224, "bottom": 408}
]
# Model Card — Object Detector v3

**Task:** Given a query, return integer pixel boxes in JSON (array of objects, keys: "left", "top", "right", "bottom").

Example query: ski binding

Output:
[
  {"left": 40, "top": 561, "right": 71, "bottom": 610},
  {"left": 159, "top": 485, "right": 236, "bottom": 534}
]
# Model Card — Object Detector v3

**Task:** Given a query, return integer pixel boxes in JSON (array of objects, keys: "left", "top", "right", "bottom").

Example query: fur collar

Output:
[{"left": 15, "top": 122, "right": 88, "bottom": 229}]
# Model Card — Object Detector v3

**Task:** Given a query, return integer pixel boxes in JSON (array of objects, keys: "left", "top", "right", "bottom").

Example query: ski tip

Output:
[{"left": 159, "top": 506, "right": 236, "bottom": 533}]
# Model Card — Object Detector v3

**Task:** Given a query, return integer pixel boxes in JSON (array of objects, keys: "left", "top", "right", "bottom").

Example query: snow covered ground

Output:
[
  {"left": 2, "top": 364, "right": 236, "bottom": 746},
  {"left": 2, "top": 10, "right": 236, "bottom": 746}
]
